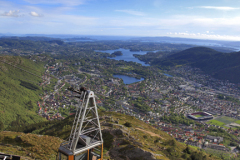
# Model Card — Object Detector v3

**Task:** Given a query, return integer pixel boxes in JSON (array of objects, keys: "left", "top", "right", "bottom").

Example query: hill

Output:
[
  {"left": 6, "top": 111, "right": 220, "bottom": 160},
  {"left": 158, "top": 47, "right": 221, "bottom": 65},
  {"left": 0, "top": 131, "right": 62, "bottom": 160},
  {"left": 193, "top": 51, "right": 240, "bottom": 83},
  {"left": 0, "top": 56, "right": 46, "bottom": 128},
  {"left": 142, "top": 47, "right": 240, "bottom": 83}
]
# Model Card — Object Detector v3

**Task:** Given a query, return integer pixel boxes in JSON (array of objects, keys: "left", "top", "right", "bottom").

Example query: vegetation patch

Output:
[
  {"left": 206, "top": 120, "right": 226, "bottom": 126},
  {"left": 235, "top": 120, "right": 240, "bottom": 125},
  {"left": 0, "top": 131, "right": 62, "bottom": 160},
  {"left": 20, "top": 80, "right": 39, "bottom": 91},
  {"left": 102, "top": 131, "right": 114, "bottom": 150},
  {"left": 207, "top": 126, "right": 239, "bottom": 147},
  {"left": 217, "top": 94, "right": 240, "bottom": 104},
  {"left": 124, "top": 122, "right": 132, "bottom": 127},
  {"left": 204, "top": 148, "right": 233, "bottom": 160},
  {"left": 215, "top": 116, "right": 237, "bottom": 124},
  {"left": 0, "top": 56, "right": 46, "bottom": 128}
]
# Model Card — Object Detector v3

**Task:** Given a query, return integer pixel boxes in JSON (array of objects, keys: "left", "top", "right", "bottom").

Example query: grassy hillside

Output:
[
  {"left": 148, "top": 47, "right": 240, "bottom": 83},
  {"left": 0, "top": 131, "right": 62, "bottom": 160},
  {"left": 6, "top": 111, "right": 220, "bottom": 160},
  {"left": 0, "top": 56, "right": 46, "bottom": 128}
]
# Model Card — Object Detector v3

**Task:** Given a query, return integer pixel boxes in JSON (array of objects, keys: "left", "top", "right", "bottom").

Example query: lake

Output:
[
  {"left": 113, "top": 75, "right": 144, "bottom": 84},
  {"left": 95, "top": 48, "right": 158, "bottom": 66},
  {"left": 64, "top": 40, "right": 93, "bottom": 42},
  {"left": 96, "top": 48, "right": 174, "bottom": 79},
  {"left": 163, "top": 73, "right": 173, "bottom": 77}
]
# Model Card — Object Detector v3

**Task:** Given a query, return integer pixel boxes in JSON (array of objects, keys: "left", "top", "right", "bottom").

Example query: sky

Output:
[{"left": 1, "top": 0, "right": 240, "bottom": 40}]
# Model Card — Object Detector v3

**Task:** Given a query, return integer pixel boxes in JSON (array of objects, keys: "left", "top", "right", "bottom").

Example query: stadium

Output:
[{"left": 187, "top": 112, "right": 213, "bottom": 121}]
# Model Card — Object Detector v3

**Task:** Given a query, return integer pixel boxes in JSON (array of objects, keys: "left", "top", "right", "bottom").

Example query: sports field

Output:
[
  {"left": 206, "top": 119, "right": 226, "bottom": 126},
  {"left": 215, "top": 116, "right": 237, "bottom": 124},
  {"left": 194, "top": 114, "right": 203, "bottom": 118},
  {"left": 235, "top": 120, "right": 240, "bottom": 125}
]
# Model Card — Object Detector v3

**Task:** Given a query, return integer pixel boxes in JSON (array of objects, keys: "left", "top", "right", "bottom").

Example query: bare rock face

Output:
[
  {"left": 123, "top": 147, "right": 155, "bottom": 160},
  {"left": 112, "top": 129, "right": 123, "bottom": 136},
  {"left": 102, "top": 122, "right": 114, "bottom": 127},
  {"left": 100, "top": 120, "right": 162, "bottom": 160},
  {"left": 102, "top": 127, "right": 157, "bottom": 160},
  {"left": 110, "top": 145, "right": 156, "bottom": 160},
  {"left": 15, "top": 135, "right": 22, "bottom": 142}
]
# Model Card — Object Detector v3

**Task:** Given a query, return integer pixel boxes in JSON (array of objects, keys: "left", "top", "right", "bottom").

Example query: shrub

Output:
[
  {"left": 154, "top": 139, "right": 160, "bottom": 143},
  {"left": 0, "top": 121, "right": 4, "bottom": 131},
  {"left": 124, "top": 122, "right": 132, "bottom": 127}
]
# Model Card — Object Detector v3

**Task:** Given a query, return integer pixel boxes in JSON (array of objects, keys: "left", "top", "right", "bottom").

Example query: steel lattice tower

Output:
[{"left": 59, "top": 89, "right": 103, "bottom": 158}]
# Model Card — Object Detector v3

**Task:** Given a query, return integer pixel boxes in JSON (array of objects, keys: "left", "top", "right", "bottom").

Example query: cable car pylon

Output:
[{"left": 57, "top": 87, "right": 103, "bottom": 160}]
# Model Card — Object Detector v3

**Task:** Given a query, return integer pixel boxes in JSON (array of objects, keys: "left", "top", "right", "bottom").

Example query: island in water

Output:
[{"left": 108, "top": 51, "right": 123, "bottom": 57}]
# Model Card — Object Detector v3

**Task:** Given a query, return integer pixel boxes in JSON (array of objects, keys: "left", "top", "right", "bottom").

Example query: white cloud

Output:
[
  {"left": 115, "top": 10, "right": 146, "bottom": 16},
  {"left": 29, "top": 11, "right": 42, "bottom": 17},
  {"left": 96, "top": 14, "right": 240, "bottom": 38},
  {"left": 192, "top": 16, "right": 240, "bottom": 27},
  {"left": 1, "top": 0, "right": 240, "bottom": 41},
  {"left": 199, "top": 6, "right": 240, "bottom": 11},
  {"left": 168, "top": 32, "right": 240, "bottom": 41},
  {"left": 24, "top": 0, "right": 85, "bottom": 6},
  {"left": 1, "top": 10, "right": 22, "bottom": 17},
  {"left": 100, "top": 14, "right": 240, "bottom": 39},
  {"left": 45, "top": 14, "right": 98, "bottom": 26}
]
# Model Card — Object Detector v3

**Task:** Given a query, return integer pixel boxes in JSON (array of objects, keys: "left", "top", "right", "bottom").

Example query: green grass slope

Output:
[
  {"left": 0, "top": 131, "right": 62, "bottom": 160},
  {"left": 7, "top": 111, "right": 220, "bottom": 160},
  {"left": 0, "top": 56, "right": 46, "bottom": 128}
]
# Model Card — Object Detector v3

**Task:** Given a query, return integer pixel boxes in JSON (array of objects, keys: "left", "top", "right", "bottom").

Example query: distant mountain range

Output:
[{"left": 1, "top": 34, "right": 239, "bottom": 53}]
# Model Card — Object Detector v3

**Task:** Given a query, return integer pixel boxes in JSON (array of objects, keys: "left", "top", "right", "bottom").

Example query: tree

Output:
[
  {"left": 124, "top": 122, "right": 132, "bottom": 127},
  {"left": 26, "top": 100, "right": 34, "bottom": 110},
  {"left": 0, "top": 121, "right": 4, "bottom": 130},
  {"left": 184, "top": 145, "right": 191, "bottom": 154}
]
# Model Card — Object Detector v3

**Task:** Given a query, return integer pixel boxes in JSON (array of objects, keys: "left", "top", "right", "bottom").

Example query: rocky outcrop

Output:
[
  {"left": 102, "top": 126, "right": 158, "bottom": 160},
  {"left": 110, "top": 145, "right": 156, "bottom": 160}
]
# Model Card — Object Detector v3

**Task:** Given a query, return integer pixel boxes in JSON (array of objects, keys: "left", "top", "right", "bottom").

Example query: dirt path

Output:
[{"left": 135, "top": 128, "right": 164, "bottom": 139}]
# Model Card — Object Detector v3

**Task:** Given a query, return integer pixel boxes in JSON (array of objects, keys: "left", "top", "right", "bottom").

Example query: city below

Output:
[{"left": 1, "top": 36, "right": 240, "bottom": 159}]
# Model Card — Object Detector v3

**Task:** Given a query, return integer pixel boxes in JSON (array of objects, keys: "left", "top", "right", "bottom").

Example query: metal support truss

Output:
[{"left": 60, "top": 89, "right": 103, "bottom": 155}]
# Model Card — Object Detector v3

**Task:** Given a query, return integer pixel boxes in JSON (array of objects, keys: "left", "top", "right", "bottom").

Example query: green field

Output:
[
  {"left": 206, "top": 120, "right": 226, "bottom": 126},
  {"left": 204, "top": 148, "right": 234, "bottom": 160},
  {"left": 215, "top": 116, "right": 237, "bottom": 124},
  {"left": 235, "top": 120, "right": 240, "bottom": 124},
  {"left": 194, "top": 114, "right": 203, "bottom": 118}
]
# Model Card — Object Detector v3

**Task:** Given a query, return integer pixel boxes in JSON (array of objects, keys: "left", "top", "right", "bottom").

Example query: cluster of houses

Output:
[
  {"left": 118, "top": 109, "right": 232, "bottom": 152},
  {"left": 35, "top": 60, "right": 240, "bottom": 153},
  {"left": 170, "top": 66, "right": 240, "bottom": 97}
]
